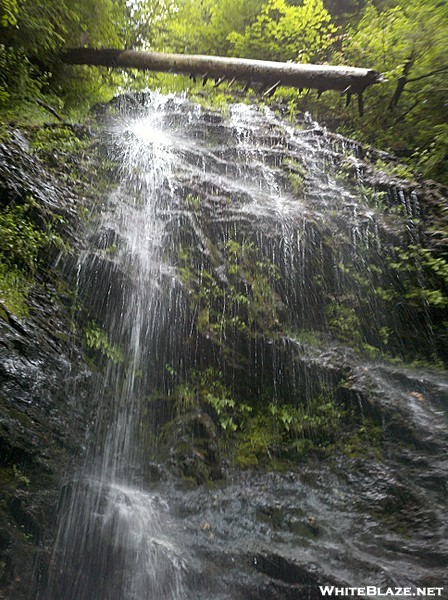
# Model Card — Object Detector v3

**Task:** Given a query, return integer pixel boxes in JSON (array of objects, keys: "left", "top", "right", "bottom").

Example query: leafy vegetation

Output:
[
  {"left": 1, "top": 0, "right": 446, "bottom": 182},
  {"left": 178, "top": 237, "right": 281, "bottom": 346},
  {"left": 328, "top": 0, "right": 448, "bottom": 184},
  {"left": 174, "top": 368, "right": 252, "bottom": 433},
  {"left": 0, "top": 197, "right": 65, "bottom": 315},
  {"left": 166, "top": 367, "right": 356, "bottom": 469},
  {"left": 228, "top": 0, "right": 337, "bottom": 63},
  {"left": 0, "top": 0, "right": 175, "bottom": 120},
  {"left": 30, "top": 126, "right": 89, "bottom": 156},
  {"left": 239, "top": 392, "right": 344, "bottom": 464},
  {"left": 85, "top": 321, "right": 124, "bottom": 363}
]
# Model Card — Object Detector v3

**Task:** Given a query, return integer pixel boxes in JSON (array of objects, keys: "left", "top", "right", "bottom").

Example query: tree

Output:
[
  {"left": 336, "top": 0, "right": 448, "bottom": 182},
  {"left": 227, "top": 0, "right": 338, "bottom": 63},
  {"left": 154, "top": 0, "right": 265, "bottom": 55},
  {"left": 0, "top": 0, "right": 173, "bottom": 113},
  {"left": 124, "top": 0, "right": 177, "bottom": 50},
  {"left": 63, "top": 47, "right": 381, "bottom": 96}
]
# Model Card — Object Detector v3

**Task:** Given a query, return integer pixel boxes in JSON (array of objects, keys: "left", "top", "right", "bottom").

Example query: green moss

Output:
[
  {"left": 234, "top": 413, "right": 279, "bottom": 468},
  {"left": 342, "top": 420, "right": 384, "bottom": 460},
  {"left": 282, "top": 157, "right": 306, "bottom": 195},
  {"left": 30, "top": 126, "right": 89, "bottom": 157},
  {"left": 190, "top": 90, "right": 234, "bottom": 115},
  {"left": 0, "top": 199, "right": 47, "bottom": 272},
  {"left": 286, "top": 328, "right": 323, "bottom": 347},
  {"left": 233, "top": 391, "right": 346, "bottom": 468},
  {"left": 173, "top": 368, "right": 252, "bottom": 434},
  {"left": 288, "top": 171, "right": 304, "bottom": 195},
  {"left": 0, "top": 197, "right": 66, "bottom": 317},
  {"left": 184, "top": 193, "right": 201, "bottom": 210},
  {"left": 234, "top": 400, "right": 342, "bottom": 469},
  {"left": 375, "top": 158, "right": 415, "bottom": 181},
  {"left": 0, "top": 263, "right": 30, "bottom": 317}
]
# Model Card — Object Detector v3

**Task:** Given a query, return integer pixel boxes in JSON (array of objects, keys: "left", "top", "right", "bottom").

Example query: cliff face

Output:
[
  {"left": 0, "top": 128, "right": 103, "bottom": 599},
  {"left": 1, "top": 96, "right": 447, "bottom": 599}
]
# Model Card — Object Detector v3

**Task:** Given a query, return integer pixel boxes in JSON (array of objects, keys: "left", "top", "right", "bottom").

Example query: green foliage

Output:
[
  {"left": 1, "top": 0, "right": 18, "bottom": 27},
  {"left": 342, "top": 418, "right": 383, "bottom": 460},
  {"left": 385, "top": 245, "right": 448, "bottom": 309},
  {"left": 30, "top": 126, "right": 89, "bottom": 157},
  {"left": 124, "top": 0, "right": 177, "bottom": 50},
  {"left": 374, "top": 159, "right": 414, "bottom": 181},
  {"left": 85, "top": 322, "right": 124, "bottom": 363},
  {"left": 330, "top": 0, "right": 448, "bottom": 184},
  {"left": 414, "top": 123, "right": 448, "bottom": 184},
  {"left": 0, "top": 262, "right": 30, "bottom": 317},
  {"left": 326, "top": 302, "right": 362, "bottom": 346},
  {"left": 228, "top": 0, "right": 338, "bottom": 62},
  {"left": 0, "top": 200, "right": 47, "bottom": 272},
  {"left": 0, "top": 0, "right": 175, "bottom": 116},
  {"left": 283, "top": 157, "right": 307, "bottom": 196},
  {"left": 156, "top": 0, "right": 265, "bottom": 55},
  {"left": 235, "top": 391, "right": 345, "bottom": 467},
  {"left": 174, "top": 368, "right": 252, "bottom": 432},
  {"left": 0, "top": 46, "right": 44, "bottom": 109},
  {"left": 178, "top": 238, "right": 280, "bottom": 344},
  {"left": 287, "top": 328, "right": 323, "bottom": 347},
  {"left": 0, "top": 197, "right": 65, "bottom": 316},
  {"left": 288, "top": 171, "right": 304, "bottom": 194},
  {"left": 172, "top": 369, "right": 347, "bottom": 468},
  {"left": 184, "top": 193, "right": 201, "bottom": 210},
  {"left": 12, "top": 464, "right": 30, "bottom": 487}
]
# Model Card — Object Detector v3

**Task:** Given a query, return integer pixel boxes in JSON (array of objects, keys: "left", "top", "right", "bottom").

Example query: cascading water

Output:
[
  {"left": 46, "top": 95, "right": 193, "bottom": 600},
  {"left": 44, "top": 93, "right": 447, "bottom": 599}
]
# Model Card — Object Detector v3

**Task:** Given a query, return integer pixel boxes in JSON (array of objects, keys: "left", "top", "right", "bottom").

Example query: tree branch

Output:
[
  {"left": 388, "top": 54, "right": 416, "bottom": 110},
  {"left": 32, "top": 98, "right": 63, "bottom": 121},
  {"left": 394, "top": 99, "right": 423, "bottom": 123},
  {"left": 407, "top": 65, "right": 448, "bottom": 83}
]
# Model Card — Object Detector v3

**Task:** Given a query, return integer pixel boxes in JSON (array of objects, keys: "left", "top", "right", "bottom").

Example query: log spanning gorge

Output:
[
  {"left": 1, "top": 93, "right": 446, "bottom": 599},
  {"left": 63, "top": 50, "right": 383, "bottom": 115}
]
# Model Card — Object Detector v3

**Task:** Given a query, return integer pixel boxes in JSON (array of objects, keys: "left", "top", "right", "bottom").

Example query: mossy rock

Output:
[{"left": 162, "top": 410, "right": 222, "bottom": 485}]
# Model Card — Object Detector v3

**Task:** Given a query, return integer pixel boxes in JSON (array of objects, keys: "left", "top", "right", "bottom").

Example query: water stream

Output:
[{"left": 44, "top": 94, "right": 447, "bottom": 599}]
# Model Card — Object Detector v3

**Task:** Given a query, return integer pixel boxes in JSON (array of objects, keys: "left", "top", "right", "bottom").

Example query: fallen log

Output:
[{"left": 63, "top": 48, "right": 383, "bottom": 96}]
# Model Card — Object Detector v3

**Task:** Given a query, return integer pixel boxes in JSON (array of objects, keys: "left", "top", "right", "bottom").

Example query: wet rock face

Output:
[
  {"left": 0, "top": 303, "right": 91, "bottom": 600},
  {"left": 163, "top": 410, "right": 222, "bottom": 484},
  {"left": 161, "top": 453, "right": 447, "bottom": 598},
  {"left": 94, "top": 96, "right": 446, "bottom": 597},
  {"left": 1, "top": 96, "right": 448, "bottom": 600},
  {"left": 0, "top": 131, "right": 93, "bottom": 600}
]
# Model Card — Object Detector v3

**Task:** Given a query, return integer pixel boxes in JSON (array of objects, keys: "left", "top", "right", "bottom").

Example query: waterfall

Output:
[
  {"left": 46, "top": 94, "right": 193, "bottom": 600},
  {"left": 44, "top": 93, "right": 447, "bottom": 599}
]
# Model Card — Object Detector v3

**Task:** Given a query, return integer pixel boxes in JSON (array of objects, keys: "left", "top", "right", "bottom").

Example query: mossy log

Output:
[{"left": 63, "top": 48, "right": 383, "bottom": 97}]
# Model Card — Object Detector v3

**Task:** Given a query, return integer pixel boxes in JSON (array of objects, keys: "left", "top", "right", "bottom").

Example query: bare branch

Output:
[{"left": 407, "top": 65, "right": 448, "bottom": 83}]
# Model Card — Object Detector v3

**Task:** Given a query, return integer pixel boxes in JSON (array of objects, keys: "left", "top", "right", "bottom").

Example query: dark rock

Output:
[
  {"left": 163, "top": 410, "right": 222, "bottom": 485},
  {"left": 2, "top": 95, "right": 448, "bottom": 599},
  {"left": 0, "top": 130, "right": 96, "bottom": 599}
]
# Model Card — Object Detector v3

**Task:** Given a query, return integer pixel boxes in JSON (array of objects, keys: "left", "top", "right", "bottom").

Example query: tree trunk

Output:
[{"left": 63, "top": 48, "right": 383, "bottom": 95}]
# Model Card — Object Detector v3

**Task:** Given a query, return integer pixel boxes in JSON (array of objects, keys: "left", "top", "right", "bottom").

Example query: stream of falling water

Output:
[
  {"left": 44, "top": 93, "right": 447, "bottom": 599},
  {"left": 46, "top": 94, "right": 194, "bottom": 600}
]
